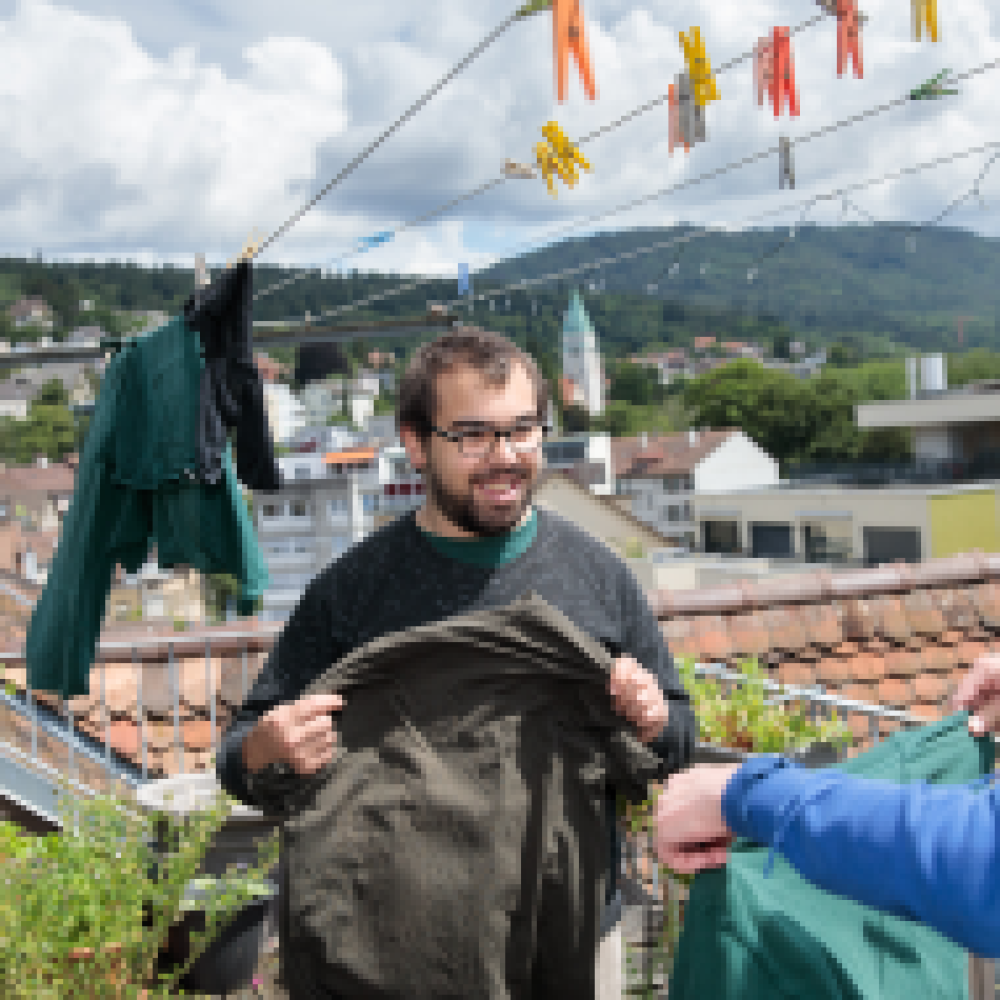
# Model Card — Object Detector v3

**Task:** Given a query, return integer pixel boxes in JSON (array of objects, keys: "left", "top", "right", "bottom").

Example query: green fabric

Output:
[
  {"left": 417, "top": 506, "right": 538, "bottom": 567},
  {"left": 670, "top": 714, "right": 995, "bottom": 1000},
  {"left": 25, "top": 317, "right": 268, "bottom": 701}
]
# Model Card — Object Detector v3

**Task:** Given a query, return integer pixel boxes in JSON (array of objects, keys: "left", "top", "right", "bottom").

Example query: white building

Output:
[
  {"left": 541, "top": 432, "right": 614, "bottom": 496},
  {"left": 263, "top": 382, "right": 307, "bottom": 445},
  {"left": 613, "top": 429, "right": 779, "bottom": 549},
  {"left": 562, "top": 287, "right": 605, "bottom": 417}
]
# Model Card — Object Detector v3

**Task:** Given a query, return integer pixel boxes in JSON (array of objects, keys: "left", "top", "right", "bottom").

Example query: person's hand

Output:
[
  {"left": 609, "top": 655, "right": 669, "bottom": 744},
  {"left": 243, "top": 692, "right": 346, "bottom": 776},
  {"left": 948, "top": 654, "right": 1000, "bottom": 737},
  {"left": 654, "top": 764, "right": 742, "bottom": 875}
]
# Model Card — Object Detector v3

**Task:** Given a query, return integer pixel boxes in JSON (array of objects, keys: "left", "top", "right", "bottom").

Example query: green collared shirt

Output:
[{"left": 417, "top": 506, "right": 538, "bottom": 567}]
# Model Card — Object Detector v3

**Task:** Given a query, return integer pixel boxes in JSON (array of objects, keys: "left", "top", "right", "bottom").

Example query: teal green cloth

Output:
[
  {"left": 417, "top": 506, "right": 538, "bottom": 567},
  {"left": 25, "top": 317, "right": 268, "bottom": 701},
  {"left": 670, "top": 714, "right": 995, "bottom": 1000}
]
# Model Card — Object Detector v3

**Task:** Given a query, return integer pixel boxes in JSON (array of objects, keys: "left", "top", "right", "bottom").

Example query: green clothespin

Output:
[
  {"left": 516, "top": 0, "right": 551, "bottom": 18},
  {"left": 909, "top": 69, "right": 959, "bottom": 101}
]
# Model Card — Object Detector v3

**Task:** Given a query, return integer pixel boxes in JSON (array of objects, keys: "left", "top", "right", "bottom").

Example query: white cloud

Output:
[
  {"left": 1, "top": 0, "right": 999, "bottom": 288},
  {"left": 0, "top": 0, "right": 347, "bottom": 259}
]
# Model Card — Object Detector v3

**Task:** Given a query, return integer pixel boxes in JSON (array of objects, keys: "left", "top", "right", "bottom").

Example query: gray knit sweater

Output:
[{"left": 217, "top": 506, "right": 695, "bottom": 934}]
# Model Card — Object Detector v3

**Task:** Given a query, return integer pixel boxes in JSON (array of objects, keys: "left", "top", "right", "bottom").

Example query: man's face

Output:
[{"left": 402, "top": 361, "right": 545, "bottom": 538}]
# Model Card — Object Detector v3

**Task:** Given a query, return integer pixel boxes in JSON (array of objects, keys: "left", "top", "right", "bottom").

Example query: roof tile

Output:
[
  {"left": 882, "top": 647, "right": 921, "bottom": 678},
  {"left": 971, "top": 582, "right": 1000, "bottom": 628},
  {"left": 689, "top": 616, "right": 732, "bottom": 662},
  {"left": 913, "top": 673, "right": 951, "bottom": 703},
  {"left": 873, "top": 596, "right": 912, "bottom": 644},
  {"left": 878, "top": 677, "right": 911, "bottom": 708},
  {"left": 936, "top": 589, "right": 982, "bottom": 630},
  {"left": 850, "top": 652, "right": 886, "bottom": 682},
  {"left": 922, "top": 643, "right": 957, "bottom": 674},
  {"left": 726, "top": 614, "right": 771, "bottom": 660},
  {"left": 777, "top": 661, "right": 815, "bottom": 688},
  {"left": 840, "top": 599, "right": 879, "bottom": 641},
  {"left": 902, "top": 591, "right": 946, "bottom": 638},
  {"left": 763, "top": 607, "right": 809, "bottom": 653},
  {"left": 815, "top": 657, "right": 853, "bottom": 686},
  {"left": 910, "top": 703, "right": 943, "bottom": 722}
]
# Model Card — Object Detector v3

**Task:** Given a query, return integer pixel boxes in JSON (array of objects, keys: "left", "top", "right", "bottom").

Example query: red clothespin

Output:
[
  {"left": 668, "top": 81, "right": 689, "bottom": 154},
  {"left": 837, "top": 0, "right": 863, "bottom": 78},
  {"left": 771, "top": 27, "right": 800, "bottom": 117},
  {"left": 755, "top": 36, "right": 773, "bottom": 108}
]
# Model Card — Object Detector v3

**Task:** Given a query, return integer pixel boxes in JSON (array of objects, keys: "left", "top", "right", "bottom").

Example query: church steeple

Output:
[{"left": 561, "top": 287, "right": 604, "bottom": 416}]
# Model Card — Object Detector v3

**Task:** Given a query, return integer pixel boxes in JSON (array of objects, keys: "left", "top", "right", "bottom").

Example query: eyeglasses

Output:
[{"left": 430, "top": 420, "right": 549, "bottom": 458}]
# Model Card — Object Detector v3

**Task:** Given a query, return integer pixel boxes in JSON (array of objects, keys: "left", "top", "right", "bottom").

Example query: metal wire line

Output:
[
  {"left": 252, "top": 7, "right": 840, "bottom": 307},
  {"left": 268, "top": 56, "right": 1000, "bottom": 327},
  {"left": 245, "top": 4, "right": 527, "bottom": 285},
  {"left": 430, "top": 138, "right": 1000, "bottom": 308}
]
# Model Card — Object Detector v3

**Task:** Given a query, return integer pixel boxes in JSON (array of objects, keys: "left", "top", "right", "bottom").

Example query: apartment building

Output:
[{"left": 614, "top": 429, "right": 779, "bottom": 549}]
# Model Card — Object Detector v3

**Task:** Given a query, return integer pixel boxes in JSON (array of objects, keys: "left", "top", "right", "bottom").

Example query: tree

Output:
[
  {"left": 608, "top": 361, "right": 665, "bottom": 407},
  {"left": 682, "top": 360, "right": 813, "bottom": 467},
  {"left": 36, "top": 378, "right": 69, "bottom": 408},
  {"left": 561, "top": 404, "right": 591, "bottom": 434}
]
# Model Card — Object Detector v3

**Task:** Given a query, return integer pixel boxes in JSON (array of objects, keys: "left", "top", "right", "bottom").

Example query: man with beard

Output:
[{"left": 218, "top": 327, "right": 696, "bottom": 998}]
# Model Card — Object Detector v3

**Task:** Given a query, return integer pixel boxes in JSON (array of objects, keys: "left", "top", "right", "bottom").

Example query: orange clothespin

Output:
[
  {"left": 553, "top": 0, "right": 597, "bottom": 103},
  {"left": 771, "top": 28, "right": 800, "bottom": 117},
  {"left": 912, "top": 0, "right": 938, "bottom": 42},
  {"left": 837, "top": 0, "right": 863, "bottom": 78},
  {"left": 755, "top": 36, "right": 774, "bottom": 108}
]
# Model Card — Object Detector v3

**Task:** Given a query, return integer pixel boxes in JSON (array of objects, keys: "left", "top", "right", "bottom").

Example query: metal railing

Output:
[
  {"left": 620, "top": 662, "right": 996, "bottom": 997},
  {"left": 1, "top": 639, "right": 994, "bottom": 995}
]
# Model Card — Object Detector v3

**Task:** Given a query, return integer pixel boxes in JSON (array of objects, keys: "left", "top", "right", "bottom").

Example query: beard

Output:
[{"left": 421, "top": 461, "right": 538, "bottom": 538}]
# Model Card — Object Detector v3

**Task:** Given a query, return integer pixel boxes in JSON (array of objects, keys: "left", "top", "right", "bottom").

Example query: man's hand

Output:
[
  {"left": 654, "top": 763, "right": 742, "bottom": 875},
  {"left": 243, "top": 693, "right": 345, "bottom": 776},
  {"left": 948, "top": 653, "right": 1000, "bottom": 736},
  {"left": 609, "top": 655, "right": 669, "bottom": 744}
]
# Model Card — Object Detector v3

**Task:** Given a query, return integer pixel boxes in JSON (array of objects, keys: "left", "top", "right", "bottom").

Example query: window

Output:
[
  {"left": 262, "top": 504, "right": 279, "bottom": 518},
  {"left": 363, "top": 494, "right": 376, "bottom": 513},
  {"left": 386, "top": 484, "right": 397, "bottom": 496},
  {"left": 667, "top": 505, "right": 681, "bottom": 523},
  {"left": 291, "top": 502, "right": 308, "bottom": 517},
  {"left": 295, "top": 465, "right": 310, "bottom": 479},
  {"left": 270, "top": 572, "right": 313, "bottom": 589},
  {"left": 329, "top": 497, "right": 348, "bottom": 515},
  {"left": 400, "top": 484, "right": 412, "bottom": 497}
]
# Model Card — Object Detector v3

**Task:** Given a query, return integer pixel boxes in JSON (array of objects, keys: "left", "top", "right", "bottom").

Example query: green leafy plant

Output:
[
  {"left": 0, "top": 769, "right": 280, "bottom": 998},
  {"left": 616, "top": 656, "right": 854, "bottom": 985}
]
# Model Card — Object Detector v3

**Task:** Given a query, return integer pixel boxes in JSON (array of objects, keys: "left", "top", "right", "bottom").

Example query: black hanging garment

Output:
[
  {"left": 182, "top": 260, "right": 282, "bottom": 492},
  {"left": 244, "top": 591, "right": 665, "bottom": 1000}
]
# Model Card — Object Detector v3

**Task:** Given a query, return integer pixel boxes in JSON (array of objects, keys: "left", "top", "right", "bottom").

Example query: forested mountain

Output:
[{"left": 1, "top": 222, "right": 997, "bottom": 367}]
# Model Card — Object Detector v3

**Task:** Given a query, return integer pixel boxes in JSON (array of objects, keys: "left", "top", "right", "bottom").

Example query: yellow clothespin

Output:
[
  {"left": 225, "top": 228, "right": 265, "bottom": 270},
  {"left": 679, "top": 27, "right": 720, "bottom": 108},
  {"left": 912, "top": 0, "right": 938, "bottom": 42},
  {"left": 534, "top": 121, "right": 591, "bottom": 197}
]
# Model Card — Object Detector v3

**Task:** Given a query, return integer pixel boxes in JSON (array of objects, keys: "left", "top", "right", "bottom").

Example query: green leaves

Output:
[{"left": 0, "top": 769, "right": 281, "bottom": 999}]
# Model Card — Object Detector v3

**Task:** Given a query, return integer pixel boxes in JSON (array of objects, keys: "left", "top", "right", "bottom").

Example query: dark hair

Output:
[{"left": 396, "top": 327, "right": 550, "bottom": 442}]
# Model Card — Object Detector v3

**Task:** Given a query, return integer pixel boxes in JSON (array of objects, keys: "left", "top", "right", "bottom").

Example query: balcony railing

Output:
[{"left": 1, "top": 639, "right": 993, "bottom": 996}]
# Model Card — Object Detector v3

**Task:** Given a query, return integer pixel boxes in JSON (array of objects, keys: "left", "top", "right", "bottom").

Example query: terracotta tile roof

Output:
[
  {"left": 654, "top": 551, "right": 1000, "bottom": 751},
  {"left": 0, "top": 462, "right": 76, "bottom": 492},
  {"left": 612, "top": 429, "right": 736, "bottom": 478}
]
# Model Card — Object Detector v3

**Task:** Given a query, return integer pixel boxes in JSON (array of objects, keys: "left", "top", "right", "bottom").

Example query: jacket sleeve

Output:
[
  {"left": 619, "top": 562, "right": 697, "bottom": 779},
  {"left": 722, "top": 755, "right": 1000, "bottom": 958},
  {"left": 217, "top": 568, "right": 345, "bottom": 810}
]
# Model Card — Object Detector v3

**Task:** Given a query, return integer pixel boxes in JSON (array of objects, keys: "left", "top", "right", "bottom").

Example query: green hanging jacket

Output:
[
  {"left": 670, "top": 712, "right": 995, "bottom": 1000},
  {"left": 25, "top": 316, "right": 269, "bottom": 702}
]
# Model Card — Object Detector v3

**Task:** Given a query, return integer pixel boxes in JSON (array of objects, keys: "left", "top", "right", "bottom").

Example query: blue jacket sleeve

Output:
[{"left": 721, "top": 755, "right": 1000, "bottom": 958}]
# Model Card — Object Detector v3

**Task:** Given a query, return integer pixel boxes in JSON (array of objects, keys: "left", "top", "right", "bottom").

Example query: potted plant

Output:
[
  {"left": 0, "top": 767, "right": 280, "bottom": 999},
  {"left": 617, "top": 656, "right": 854, "bottom": 994}
]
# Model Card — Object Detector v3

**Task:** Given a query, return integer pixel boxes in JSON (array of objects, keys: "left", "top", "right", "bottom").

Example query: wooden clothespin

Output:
[{"left": 225, "top": 228, "right": 265, "bottom": 271}]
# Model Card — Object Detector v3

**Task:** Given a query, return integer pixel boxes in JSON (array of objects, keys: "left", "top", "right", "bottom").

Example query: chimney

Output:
[
  {"left": 35, "top": 454, "right": 48, "bottom": 469},
  {"left": 688, "top": 428, "right": 698, "bottom": 446},
  {"left": 640, "top": 432, "right": 648, "bottom": 449}
]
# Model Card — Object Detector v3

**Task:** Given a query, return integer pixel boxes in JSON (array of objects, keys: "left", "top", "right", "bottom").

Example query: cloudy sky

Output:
[{"left": 1, "top": 0, "right": 999, "bottom": 282}]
